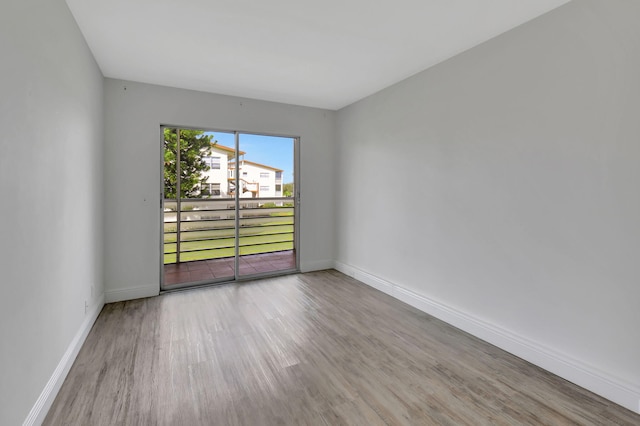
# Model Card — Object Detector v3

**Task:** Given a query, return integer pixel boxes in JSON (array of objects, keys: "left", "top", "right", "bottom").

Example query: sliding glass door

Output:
[
  {"left": 161, "top": 127, "right": 298, "bottom": 290},
  {"left": 236, "top": 133, "right": 296, "bottom": 277}
]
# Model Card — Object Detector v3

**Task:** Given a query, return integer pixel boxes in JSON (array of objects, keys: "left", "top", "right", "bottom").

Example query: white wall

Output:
[
  {"left": 104, "top": 79, "right": 335, "bottom": 302},
  {"left": 0, "top": 0, "right": 104, "bottom": 424},
  {"left": 335, "top": 0, "right": 640, "bottom": 413}
]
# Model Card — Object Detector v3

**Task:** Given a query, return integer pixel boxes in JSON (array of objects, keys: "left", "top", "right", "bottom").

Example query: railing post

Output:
[
  {"left": 234, "top": 131, "right": 240, "bottom": 278},
  {"left": 176, "top": 128, "right": 181, "bottom": 264}
]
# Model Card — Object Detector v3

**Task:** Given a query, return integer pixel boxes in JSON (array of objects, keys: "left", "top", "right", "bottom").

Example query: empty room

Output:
[{"left": 1, "top": 0, "right": 639, "bottom": 424}]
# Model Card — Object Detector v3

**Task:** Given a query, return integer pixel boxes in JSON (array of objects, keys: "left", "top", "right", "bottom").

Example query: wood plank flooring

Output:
[{"left": 44, "top": 270, "right": 640, "bottom": 425}]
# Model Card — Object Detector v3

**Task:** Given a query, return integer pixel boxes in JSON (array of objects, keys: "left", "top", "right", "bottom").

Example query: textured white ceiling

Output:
[{"left": 65, "top": 0, "right": 570, "bottom": 110}]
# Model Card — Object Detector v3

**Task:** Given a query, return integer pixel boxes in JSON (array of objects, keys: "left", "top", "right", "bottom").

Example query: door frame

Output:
[{"left": 159, "top": 124, "right": 300, "bottom": 291}]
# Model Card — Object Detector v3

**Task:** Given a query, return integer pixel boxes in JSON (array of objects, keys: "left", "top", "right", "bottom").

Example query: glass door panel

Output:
[
  {"left": 162, "top": 128, "right": 236, "bottom": 289},
  {"left": 237, "top": 134, "right": 296, "bottom": 277}
]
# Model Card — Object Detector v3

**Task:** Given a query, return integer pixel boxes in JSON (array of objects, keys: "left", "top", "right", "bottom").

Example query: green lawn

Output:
[
  {"left": 164, "top": 241, "right": 294, "bottom": 264},
  {"left": 163, "top": 224, "right": 293, "bottom": 243},
  {"left": 163, "top": 214, "right": 294, "bottom": 264}
]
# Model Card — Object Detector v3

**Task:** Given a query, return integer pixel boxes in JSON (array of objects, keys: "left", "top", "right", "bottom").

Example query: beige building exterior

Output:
[{"left": 199, "top": 145, "right": 283, "bottom": 198}]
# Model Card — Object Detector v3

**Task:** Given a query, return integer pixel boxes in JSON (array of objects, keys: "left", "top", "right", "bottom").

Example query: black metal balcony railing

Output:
[{"left": 163, "top": 197, "right": 294, "bottom": 264}]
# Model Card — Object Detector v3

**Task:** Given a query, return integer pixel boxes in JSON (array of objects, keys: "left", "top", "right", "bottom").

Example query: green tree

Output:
[
  {"left": 283, "top": 182, "right": 294, "bottom": 197},
  {"left": 164, "top": 128, "right": 215, "bottom": 199}
]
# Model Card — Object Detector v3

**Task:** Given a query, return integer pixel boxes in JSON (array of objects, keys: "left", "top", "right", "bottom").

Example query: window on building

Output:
[
  {"left": 209, "top": 157, "right": 220, "bottom": 170},
  {"left": 275, "top": 171, "right": 283, "bottom": 180},
  {"left": 260, "top": 172, "right": 270, "bottom": 178},
  {"left": 206, "top": 156, "right": 221, "bottom": 169},
  {"left": 275, "top": 184, "right": 282, "bottom": 192},
  {"left": 200, "top": 182, "right": 221, "bottom": 197},
  {"left": 242, "top": 171, "right": 248, "bottom": 177},
  {"left": 200, "top": 181, "right": 210, "bottom": 196},
  {"left": 260, "top": 185, "right": 270, "bottom": 192}
]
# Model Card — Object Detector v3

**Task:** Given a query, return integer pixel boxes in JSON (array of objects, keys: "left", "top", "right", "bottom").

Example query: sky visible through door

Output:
[{"left": 207, "top": 132, "right": 295, "bottom": 186}]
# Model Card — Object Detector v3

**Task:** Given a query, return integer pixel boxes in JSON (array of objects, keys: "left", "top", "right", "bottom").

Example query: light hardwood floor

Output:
[{"left": 44, "top": 270, "right": 640, "bottom": 425}]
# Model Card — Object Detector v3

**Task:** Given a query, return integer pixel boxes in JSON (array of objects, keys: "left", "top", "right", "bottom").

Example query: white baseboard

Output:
[
  {"left": 105, "top": 284, "right": 159, "bottom": 303},
  {"left": 23, "top": 295, "right": 105, "bottom": 426},
  {"left": 300, "top": 259, "right": 334, "bottom": 273},
  {"left": 333, "top": 261, "right": 640, "bottom": 415}
]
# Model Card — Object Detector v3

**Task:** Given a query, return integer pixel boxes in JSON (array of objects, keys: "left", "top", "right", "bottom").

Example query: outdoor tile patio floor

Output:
[{"left": 164, "top": 250, "right": 296, "bottom": 287}]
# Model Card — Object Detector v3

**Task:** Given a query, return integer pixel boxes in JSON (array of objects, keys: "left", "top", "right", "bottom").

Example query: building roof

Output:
[
  {"left": 210, "top": 143, "right": 246, "bottom": 156},
  {"left": 228, "top": 159, "right": 283, "bottom": 172}
]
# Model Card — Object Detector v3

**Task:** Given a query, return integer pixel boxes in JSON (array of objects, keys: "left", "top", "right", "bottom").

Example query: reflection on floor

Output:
[{"left": 163, "top": 250, "right": 296, "bottom": 286}]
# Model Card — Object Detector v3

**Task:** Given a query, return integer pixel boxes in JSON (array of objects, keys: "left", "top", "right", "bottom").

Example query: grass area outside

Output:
[
  {"left": 163, "top": 224, "right": 293, "bottom": 243},
  {"left": 163, "top": 205, "right": 295, "bottom": 265},
  {"left": 164, "top": 233, "right": 293, "bottom": 254},
  {"left": 164, "top": 217, "right": 293, "bottom": 233},
  {"left": 164, "top": 241, "right": 293, "bottom": 264}
]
